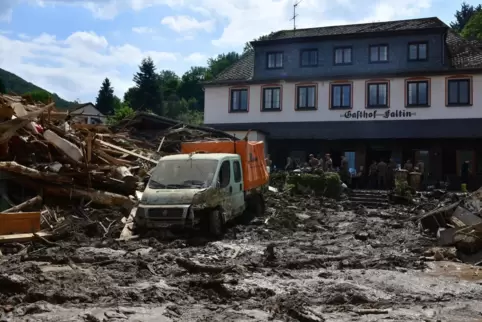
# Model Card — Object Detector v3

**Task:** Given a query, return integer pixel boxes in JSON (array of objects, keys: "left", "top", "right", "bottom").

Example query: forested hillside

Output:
[{"left": 0, "top": 68, "right": 74, "bottom": 109}]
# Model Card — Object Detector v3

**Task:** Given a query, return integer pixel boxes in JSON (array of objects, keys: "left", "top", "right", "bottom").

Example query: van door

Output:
[
  {"left": 218, "top": 160, "right": 234, "bottom": 219},
  {"left": 231, "top": 159, "right": 245, "bottom": 215}
]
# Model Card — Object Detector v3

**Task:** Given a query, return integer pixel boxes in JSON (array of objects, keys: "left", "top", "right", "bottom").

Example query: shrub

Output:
[{"left": 286, "top": 172, "right": 342, "bottom": 199}]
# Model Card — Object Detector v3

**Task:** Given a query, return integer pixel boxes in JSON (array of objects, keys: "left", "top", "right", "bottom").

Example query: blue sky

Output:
[{"left": 0, "top": 0, "right": 477, "bottom": 102}]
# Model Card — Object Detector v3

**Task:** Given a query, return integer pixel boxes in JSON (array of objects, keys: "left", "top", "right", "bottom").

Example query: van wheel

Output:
[{"left": 208, "top": 210, "right": 224, "bottom": 238}]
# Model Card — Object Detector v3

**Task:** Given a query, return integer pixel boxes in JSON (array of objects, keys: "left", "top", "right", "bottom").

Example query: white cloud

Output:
[
  {"left": 161, "top": 15, "right": 215, "bottom": 33},
  {"left": 0, "top": 31, "right": 179, "bottom": 102},
  {"left": 184, "top": 52, "right": 207, "bottom": 64},
  {"left": 65, "top": 31, "right": 108, "bottom": 50},
  {"left": 132, "top": 26, "right": 155, "bottom": 34}
]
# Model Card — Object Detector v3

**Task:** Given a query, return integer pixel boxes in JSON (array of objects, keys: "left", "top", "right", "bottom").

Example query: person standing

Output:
[
  {"left": 377, "top": 159, "right": 388, "bottom": 190},
  {"left": 340, "top": 155, "right": 351, "bottom": 185},
  {"left": 387, "top": 158, "right": 397, "bottom": 189},
  {"left": 416, "top": 159, "right": 425, "bottom": 182},
  {"left": 368, "top": 160, "right": 378, "bottom": 189},
  {"left": 324, "top": 154, "right": 333, "bottom": 172},
  {"left": 309, "top": 154, "right": 320, "bottom": 168},
  {"left": 285, "top": 156, "right": 295, "bottom": 171},
  {"left": 461, "top": 160, "right": 470, "bottom": 192},
  {"left": 404, "top": 160, "right": 413, "bottom": 172}
]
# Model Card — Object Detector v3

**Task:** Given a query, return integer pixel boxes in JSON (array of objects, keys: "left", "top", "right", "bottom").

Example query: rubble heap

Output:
[{"left": 0, "top": 94, "right": 233, "bottom": 242}]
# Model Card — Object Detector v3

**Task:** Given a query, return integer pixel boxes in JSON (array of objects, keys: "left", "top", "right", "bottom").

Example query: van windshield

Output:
[{"left": 148, "top": 159, "right": 218, "bottom": 189}]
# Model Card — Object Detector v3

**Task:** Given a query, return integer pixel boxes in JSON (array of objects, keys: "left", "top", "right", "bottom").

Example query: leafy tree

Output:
[
  {"left": 123, "top": 87, "right": 138, "bottom": 107},
  {"left": 451, "top": 2, "right": 482, "bottom": 33},
  {"left": 159, "top": 70, "right": 180, "bottom": 99},
  {"left": 205, "top": 52, "right": 240, "bottom": 80},
  {"left": 23, "top": 90, "right": 51, "bottom": 104},
  {"left": 462, "top": 10, "right": 482, "bottom": 40},
  {"left": 178, "top": 66, "right": 207, "bottom": 111},
  {"left": 108, "top": 102, "right": 135, "bottom": 125},
  {"left": 131, "top": 57, "right": 164, "bottom": 115},
  {"left": 0, "top": 79, "right": 5, "bottom": 94},
  {"left": 95, "top": 78, "right": 116, "bottom": 115},
  {"left": 243, "top": 32, "right": 275, "bottom": 53}
]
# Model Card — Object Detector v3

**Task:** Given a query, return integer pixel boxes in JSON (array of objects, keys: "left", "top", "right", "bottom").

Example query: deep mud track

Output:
[{"left": 1, "top": 193, "right": 482, "bottom": 321}]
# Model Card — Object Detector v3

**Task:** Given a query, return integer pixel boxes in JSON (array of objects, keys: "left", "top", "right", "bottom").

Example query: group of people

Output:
[
  {"left": 363, "top": 158, "right": 425, "bottom": 189},
  {"left": 284, "top": 153, "right": 335, "bottom": 172}
]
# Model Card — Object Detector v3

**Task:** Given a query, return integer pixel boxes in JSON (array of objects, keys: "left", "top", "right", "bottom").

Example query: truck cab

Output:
[{"left": 134, "top": 153, "right": 262, "bottom": 236}]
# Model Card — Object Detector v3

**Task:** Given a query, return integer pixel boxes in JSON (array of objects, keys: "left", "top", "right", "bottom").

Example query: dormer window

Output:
[{"left": 267, "top": 52, "right": 283, "bottom": 69}]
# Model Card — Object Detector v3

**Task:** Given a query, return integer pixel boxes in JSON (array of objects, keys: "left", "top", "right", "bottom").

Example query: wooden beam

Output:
[{"left": 96, "top": 140, "right": 157, "bottom": 164}]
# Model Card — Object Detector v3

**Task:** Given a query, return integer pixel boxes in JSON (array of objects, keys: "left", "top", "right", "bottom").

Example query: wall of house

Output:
[
  {"left": 204, "top": 74, "right": 482, "bottom": 124},
  {"left": 253, "top": 32, "right": 446, "bottom": 80}
]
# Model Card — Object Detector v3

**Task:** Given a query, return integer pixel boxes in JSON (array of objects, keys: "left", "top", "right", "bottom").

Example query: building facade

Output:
[{"left": 204, "top": 17, "right": 482, "bottom": 190}]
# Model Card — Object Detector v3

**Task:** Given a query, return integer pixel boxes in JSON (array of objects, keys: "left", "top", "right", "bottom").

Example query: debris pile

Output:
[
  {"left": 420, "top": 187, "right": 482, "bottom": 265},
  {"left": 0, "top": 94, "right": 234, "bottom": 243}
]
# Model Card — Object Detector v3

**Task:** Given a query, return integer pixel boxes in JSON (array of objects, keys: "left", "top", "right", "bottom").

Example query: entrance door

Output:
[
  {"left": 366, "top": 147, "right": 391, "bottom": 166},
  {"left": 230, "top": 159, "right": 245, "bottom": 215}
]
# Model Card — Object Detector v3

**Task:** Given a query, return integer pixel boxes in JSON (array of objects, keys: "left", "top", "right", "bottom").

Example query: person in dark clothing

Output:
[
  {"left": 387, "top": 158, "right": 397, "bottom": 189},
  {"left": 309, "top": 154, "right": 320, "bottom": 168},
  {"left": 377, "top": 160, "right": 388, "bottom": 190},
  {"left": 461, "top": 160, "right": 470, "bottom": 192},
  {"left": 285, "top": 156, "right": 295, "bottom": 171},
  {"left": 368, "top": 160, "right": 378, "bottom": 189}
]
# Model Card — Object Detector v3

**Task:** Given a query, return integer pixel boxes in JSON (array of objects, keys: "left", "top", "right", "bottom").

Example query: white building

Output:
[{"left": 203, "top": 17, "right": 482, "bottom": 189}]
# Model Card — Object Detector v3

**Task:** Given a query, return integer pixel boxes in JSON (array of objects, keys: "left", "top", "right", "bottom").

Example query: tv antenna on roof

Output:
[{"left": 290, "top": 0, "right": 303, "bottom": 31}]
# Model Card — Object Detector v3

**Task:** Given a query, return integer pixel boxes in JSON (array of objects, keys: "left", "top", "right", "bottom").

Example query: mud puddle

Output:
[{"left": 1, "top": 192, "right": 482, "bottom": 321}]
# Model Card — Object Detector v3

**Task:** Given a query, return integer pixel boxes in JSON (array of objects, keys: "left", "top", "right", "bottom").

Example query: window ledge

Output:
[
  {"left": 261, "top": 108, "right": 282, "bottom": 112},
  {"left": 366, "top": 105, "right": 389, "bottom": 109},
  {"left": 334, "top": 63, "right": 352, "bottom": 66},
  {"left": 296, "top": 107, "right": 317, "bottom": 111},
  {"left": 301, "top": 64, "right": 318, "bottom": 68},
  {"left": 446, "top": 104, "right": 472, "bottom": 107},
  {"left": 266, "top": 67, "right": 283, "bottom": 70},
  {"left": 408, "top": 59, "right": 428, "bottom": 62},
  {"left": 229, "top": 109, "right": 249, "bottom": 113},
  {"left": 331, "top": 106, "right": 352, "bottom": 110},
  {"left": 369, "top": 60, "right": 389, "bottom": 64},
  {"left": 406, "top": 105, "right": 430, "bottom": 108}
]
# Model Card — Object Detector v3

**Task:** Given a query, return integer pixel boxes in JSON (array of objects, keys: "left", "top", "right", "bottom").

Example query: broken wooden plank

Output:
[
  {"left": 96, "top": 139, "right": 157, "bottom": 164},
  {"left": 0, "top": 162, "right": 74, "bottom": 184},
  {"left": 0, "top": 231, "right": 51, "bottom": 244},
  {"left": 2, "top": 196, "right": 42, "bottom": 213},
  {"left": 0, "top": 212, "right": 41, "bottom": 235}
]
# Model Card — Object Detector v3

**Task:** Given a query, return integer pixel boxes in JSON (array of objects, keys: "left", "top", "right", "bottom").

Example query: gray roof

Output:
[
  {"left": 210, "top": 20, "right": 482, "bottom": 84},
  {"left": 254, "top": 17, "right": 446, "bottom": 42}
]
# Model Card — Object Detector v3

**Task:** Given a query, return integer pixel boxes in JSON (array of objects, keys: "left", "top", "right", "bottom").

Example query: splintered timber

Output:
[{"left": 342, "top": 110, "right": 415, "bottom": 119}]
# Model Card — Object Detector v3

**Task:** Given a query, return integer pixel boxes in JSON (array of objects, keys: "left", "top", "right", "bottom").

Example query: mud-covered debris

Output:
[{"left": 0, "top": 274, "right": 29, "bottom": 294}]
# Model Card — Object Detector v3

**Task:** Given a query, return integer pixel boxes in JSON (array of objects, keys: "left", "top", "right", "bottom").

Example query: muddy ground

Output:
[{"left": 1, "top": 192, "right": 482, "bottom": 322}]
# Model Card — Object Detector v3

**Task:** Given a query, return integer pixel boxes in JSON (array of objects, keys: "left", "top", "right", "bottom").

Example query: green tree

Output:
[
  {"left": 462, "top": 10, "right": 482, "bottom": 40},
  {"left": 95, "top": 78, "right": 116, "bottom": 115},
  {"left": 243, "top": 32, "right": 275, "bottom": 53},
  {"left": 24, "top": 90, "right": 51, "bottom": 104},
  {"left": 159, "top": 70, "right": 180, "bottom": 99},
  {"left": 178, "top": 66, "right": 207, "bottom": 111},
  {"left": 205, "top": 52, "right": 240, "bottom": 80},
  {"left": 131, "top": 57, "right": 163, "bottom": 114},
  {"left": 123, "top": 87, "right": 137, "bottom": 107},
  {"left": 108, "top": 102, "right": 135, "bottom": 125},
  {"left": 0, "top": 79, "right": 5, "bottom": 94},
  {"left": 451, "top": 2, "right": 482, "bottom": 33}
]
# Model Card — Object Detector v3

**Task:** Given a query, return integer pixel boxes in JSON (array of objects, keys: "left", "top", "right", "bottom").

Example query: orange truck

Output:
[{"left": 134, "top": 139, "right": 269, "bottom": 236}]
